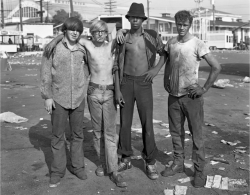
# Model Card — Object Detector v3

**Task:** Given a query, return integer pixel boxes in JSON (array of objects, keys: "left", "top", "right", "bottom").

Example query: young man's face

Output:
[
  {"left": 65, "top": 30, "right": 81, "bottom": 43},
  {"left": 91, "top": 29, "right": 108, "bottom": 43},
  {"left": 128, "top": 16, "right": 144, "bottom": 30},
  {"left": 176, "top": 19, "right": 191, "bottom": 37}
]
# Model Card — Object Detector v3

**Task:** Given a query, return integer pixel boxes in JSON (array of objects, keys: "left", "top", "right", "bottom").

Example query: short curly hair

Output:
[
  {"left": 61, "top": 17, "right": 83, "bottom": 34},
  {"left": 174, "top": 10, "right": 193, "bottom": 24}
]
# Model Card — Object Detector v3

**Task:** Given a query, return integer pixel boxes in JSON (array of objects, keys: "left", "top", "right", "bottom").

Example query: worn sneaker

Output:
[
  {"left": 146, "top": 164, "right": 159, "bottom": 180},
  {"left": 95, "top": 165, "right": 105, "bottom": 177},
  {"left": 118, "top": 158, "right": 132, "bottom": 172},
  {"left": 49, "top": 176, "right": 61, "bottom": 188},
  {"left": 194, "top": 171, "right": 206, "bottom": 188},
  {"left": 110, "top": 173, "right": 127, "bottom": 188}
]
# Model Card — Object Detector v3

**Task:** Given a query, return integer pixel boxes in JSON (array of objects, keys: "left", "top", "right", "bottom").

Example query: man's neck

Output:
[
  {"left": 64, "top": 37, "right": 77, "bottom": 49},
  {"left": 92, "top": 40, "right": 105, "bottom": 47},
  {"left": 130, "top": 27, "right": 142, "bottom": 36},
  {"left": 178, "top": 33, "right": 193, "bottom": 43}
]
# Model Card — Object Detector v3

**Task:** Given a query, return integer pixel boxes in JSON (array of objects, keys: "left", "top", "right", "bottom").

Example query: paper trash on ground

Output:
[
  {"left": 153, "top": 119, "right": 162, "bottom": 123},
  {"left": 178, "top": 177, "right": 193, "bottom": 183},
  {"left": 0, "top": 112, "right": 28, "bottom": 123},
  {"left": 163, "top": 189, "right": 174, "bottom": 195},
  {"left": 175, "top": 185, "right": 187, "bottom": 195}
]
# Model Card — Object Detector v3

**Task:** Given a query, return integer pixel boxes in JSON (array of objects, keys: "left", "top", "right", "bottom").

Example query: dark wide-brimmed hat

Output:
[{"left": 125, "top": 3, "right": 147, "bottom": 20}]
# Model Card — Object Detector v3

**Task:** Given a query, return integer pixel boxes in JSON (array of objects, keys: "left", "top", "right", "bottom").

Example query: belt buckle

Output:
[{"left": 99, "top": 85, "right": 106, "bottom": 91}]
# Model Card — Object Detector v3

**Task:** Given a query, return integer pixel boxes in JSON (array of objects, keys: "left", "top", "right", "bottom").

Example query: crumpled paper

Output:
[{"left": 0, "top": 112, "right": 28, "bottom": 123}]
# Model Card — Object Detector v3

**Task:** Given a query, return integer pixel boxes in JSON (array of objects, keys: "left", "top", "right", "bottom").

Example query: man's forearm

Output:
[
  {"left": 154, "top": 53, "right": 167, "bottom": 73},
  {"left": 114, "top": 70, "right": 120, "bottom": 92},
  {"left": 203, "top": 67, "right": 221, "bottom": 91}
]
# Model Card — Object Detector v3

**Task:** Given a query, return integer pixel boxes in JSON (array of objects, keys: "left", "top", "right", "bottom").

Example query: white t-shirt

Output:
[{"left": 164, "top": 36, "right": 210, "bottom": 97}]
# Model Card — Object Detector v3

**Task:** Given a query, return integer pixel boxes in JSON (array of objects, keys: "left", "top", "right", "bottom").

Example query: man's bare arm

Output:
[
  {"left": 116, "top": 29, "right": 129, "bottom": 44},
  {"left": 187, "top": 53, "right": 221, "bottom": 98},
  {"left": 202, "top": 53, "right": 221, "bottom": 91},
  {"left": 143, "top": 51, "right": 168, "bottom": 82}
]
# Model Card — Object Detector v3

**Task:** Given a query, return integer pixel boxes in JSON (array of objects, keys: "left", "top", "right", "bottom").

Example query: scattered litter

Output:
[
  {"left": 212, "top": 157, "right": 229, "bottom": 164},
  {"left": 0, "top": 112, "right": 28, "bottom": 123},
  {"left": 220, "top": 94, "right": 226, "bottom": 96},
  {"left": 243, "top": 113, "right": 250, "bottom": 116},
  {"left": 131, "top": 127, "right": 142, "bottom": 133},
  {"left": 160, "top": 123, "right": 169, "bottom": 128},
  {"left": 224, "top": 104, "right": 227, "bottom": 105},
  {"left": 30, "top": 95, "right": 35, "bottom": 96},
  {"left": 239, "top": 167, "right": 250, "bottom": 172},
  {"left": 164, "top": 151, "right": 172, "bottom": 155},
  {"left": 163, "top": 189, "right": 174, "bottom": 195},
  {"left": 221, "top": 139, "right": 239, "bottom": 146},
  {"left": 178, "top": 177, "right": 193, "bottom": 183},
  {"left": 39, "top": 118, "right": 43, "bottom": 120},
  {"left": 184, "top": 138, "right": 190, "bottom": 142},
  {"left": 25, "top": 74, "right": 37, "bottom": 76},
  {"left": 210, "top": 161, "right": 219, "bottom": 165},
  {"left": 22, "top": 170, "right": 28, "bottom": 174},
  {"left": 236, "top": 146, "right": 247, "bottom": 149},
  {"left": 205, "top": 123, "right": 215, "bottom": 127},
  {"left": 212, "top": 175, "right": 222, "bottom": 188},
  {"left": 221, "top": 177, "right": 229, "bottom": 190},
  {"left": 205, "top": 175, "right": 214, "bottom": 188},
  {"left": 212, "top": 79, "right": 233, "bottom": 89},
  {"left": 153, "top": 119, "right": 162, "bottom": 123},
  {"left": 131, "top": 155, "right": 142, "bottom": 160},
  {"left": 87, "top": 130, "right": 93, "bottom": 133},
  {"left": 174, "top": 185, "right": 187, "bottom": 195},
  {"left": 228, "top": 178, "right": 248, "bottom": 190},
  {"left": 165, "top": 134, "right": 171, "bottom": 138},
  {"left": 185, "top": 131, "right": 191, "bottom": 135},
  {"left": 234, "top": 149, "right": 246, "bottom": 154},
  {"left": 205, "top": 154, "right": 214, "bottom": 159},
  {"left": 22, "top": 105, "right": 25, "bottom": 107},
  {"left": 245, "top": 117, "right": 250, "bottom": 119},
  {"left": 212, "top": 131, "right": 218, "bottom": 134},
  {"left": 110, "top": 188, "right": 114, "bottom": 191},
  {"left": 218, "top": 167, "right": 225, "bottom": 171},
  {"left": 14, "top": 126, "right": 28, "bottom": 130},
  {"left": 184, "top": 162, "right": 193, "bottom": 168},
  {"left": 243, "top": 76, "right": 250, "bottom": 83},
  {"left": 43, "top": 127, "right": 47, "bottom": 129}
]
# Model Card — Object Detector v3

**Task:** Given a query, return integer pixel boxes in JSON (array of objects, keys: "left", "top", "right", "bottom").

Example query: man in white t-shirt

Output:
[{"left": 161, "top": 10, "right": 221, "bottom": 188}]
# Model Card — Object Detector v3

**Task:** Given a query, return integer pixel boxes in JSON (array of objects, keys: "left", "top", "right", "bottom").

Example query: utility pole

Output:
[
  {"left": 1, "top": 0, "right": 4, "bottom": 29},
  {"left": 194, "top": 0, "right": 203, "bottom": 39},
  {"left": 147, "top": 0, "right": 150, "bottom": 29},
  {"left": 69, "top": 0, "right": 74, "bottom": 17},
  {"left": 19, "top": 0, "right": 24, "bottom": 51},
  {"left": 36, "top": 0, "right": 45, "bottom": 22},
  {"left": 104, "top": 0, "right": 116, "bottom": 15},
  {"left": 212, "top": 2, "right": 215, "bottom": 31}
]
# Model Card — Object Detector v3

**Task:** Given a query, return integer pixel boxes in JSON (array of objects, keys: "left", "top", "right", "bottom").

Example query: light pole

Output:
[{"left": 194, "top": 0, "right": 203, "bottom": 39}]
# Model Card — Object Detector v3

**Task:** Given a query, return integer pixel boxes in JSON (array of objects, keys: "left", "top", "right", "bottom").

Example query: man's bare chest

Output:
[{"left": 126, "top": 36, "right": 146, "bottom": 52}]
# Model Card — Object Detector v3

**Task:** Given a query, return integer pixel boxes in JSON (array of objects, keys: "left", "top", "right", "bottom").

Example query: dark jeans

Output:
[
  {"left": 117, "top": 74, "right": 158, "bottom": 165},
  {"left": 168, "top": 94, "right": 205, "bottom": 172},
  {"left": 50, "top": 100, "right": 85, "bottom": 178}
]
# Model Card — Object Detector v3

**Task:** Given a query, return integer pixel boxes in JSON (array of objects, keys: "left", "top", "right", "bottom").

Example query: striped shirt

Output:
[{"left": 40, "top": 37, "right": 89, "bottom": 109}]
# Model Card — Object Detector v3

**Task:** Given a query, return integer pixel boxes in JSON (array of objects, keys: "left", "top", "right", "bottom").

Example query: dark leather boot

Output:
[{"left": 161, "top": 163, "right": 184, "bottom": 177}]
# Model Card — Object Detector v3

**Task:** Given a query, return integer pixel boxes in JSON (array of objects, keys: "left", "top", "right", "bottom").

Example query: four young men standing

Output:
[{"left": 41, "top": 2, "right": 221, "bottom": 189}]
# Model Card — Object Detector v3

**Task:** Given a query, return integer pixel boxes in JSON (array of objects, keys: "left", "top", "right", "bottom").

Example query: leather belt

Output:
[{"left": 89, "top": 82, "right": 114, "bottom": 90}]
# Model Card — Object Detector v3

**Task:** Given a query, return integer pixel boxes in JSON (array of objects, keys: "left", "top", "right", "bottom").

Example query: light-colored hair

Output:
[{"left": 90, "top": 20, "right": 108, "bottom": 34}]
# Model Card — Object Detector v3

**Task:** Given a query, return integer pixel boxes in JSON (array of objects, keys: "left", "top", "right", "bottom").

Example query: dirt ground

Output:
[{"left": 1, "top": 50, "right": 249, "bottom": 195}]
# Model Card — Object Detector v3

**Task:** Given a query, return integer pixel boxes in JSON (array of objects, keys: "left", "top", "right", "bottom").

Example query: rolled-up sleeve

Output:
[
  {"left": 111, "top": 40, "right": 119, "bottom": 74},
  {"left": 156, "top": 33, "right": 165, "bottom": 56},
  {"left": 40, "top": 54, "right": 53, "bottom": 99}
]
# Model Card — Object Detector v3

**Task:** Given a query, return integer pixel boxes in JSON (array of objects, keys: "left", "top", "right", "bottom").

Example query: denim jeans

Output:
[
  {"left": 168, "top": 94, "right": 205, "bottom": 172},
  {"left": 117, "top": 74, "right": 158, "bottom": 165},
  {"left": 87, "top": 84, "right": 118, "bottom": 173},
  {"left": 50, "top": 100, "right": 85, "bottom": 178}
]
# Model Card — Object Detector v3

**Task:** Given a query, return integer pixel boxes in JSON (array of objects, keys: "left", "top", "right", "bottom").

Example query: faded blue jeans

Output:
[
  {"left": 168, "top": 94, "right": 205, "bottom": 172},
  {"left": 87, "top": 83, "right": 118, "bottom": 174}
]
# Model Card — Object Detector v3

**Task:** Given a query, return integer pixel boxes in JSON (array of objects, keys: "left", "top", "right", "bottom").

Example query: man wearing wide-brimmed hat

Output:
[{"left": 114, "top": 2, "right": 167, "bottom": 180}]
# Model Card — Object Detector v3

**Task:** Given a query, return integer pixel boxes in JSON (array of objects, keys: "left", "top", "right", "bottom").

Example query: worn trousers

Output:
[
  {"left": 117, "top": 74, "right": 158, "bottom": 165},
  {"left": 168, "top": 94, "right": 205, "bottom": 172},
  {"left": 87, "top": 84, "right": 118, "bottom": 173},
  {"left": 50, "top": 100, "right": 85, "bottom": 178}
]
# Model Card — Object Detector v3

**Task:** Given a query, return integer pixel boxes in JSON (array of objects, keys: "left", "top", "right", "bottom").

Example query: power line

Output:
[{"left": 104, "top": 0, "right": 116, "bottom": 15}]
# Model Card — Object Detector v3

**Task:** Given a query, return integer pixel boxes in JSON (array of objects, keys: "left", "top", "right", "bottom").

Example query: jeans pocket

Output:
[{"left": 87, "top": 86, "right": 95, "bottom": 95}]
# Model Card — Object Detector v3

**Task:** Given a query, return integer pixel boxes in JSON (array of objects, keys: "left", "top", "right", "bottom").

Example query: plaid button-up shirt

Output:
[{"left": 40, "top": 38, "right": 89, "bottom": 109}]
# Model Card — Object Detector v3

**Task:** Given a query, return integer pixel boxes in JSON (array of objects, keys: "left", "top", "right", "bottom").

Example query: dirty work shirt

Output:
[
  {"left": 40, "top": 38, "right": 89, "bottom": 109},
  {"left": 164, "top": 36, "right": 210, "bottom": 97}
]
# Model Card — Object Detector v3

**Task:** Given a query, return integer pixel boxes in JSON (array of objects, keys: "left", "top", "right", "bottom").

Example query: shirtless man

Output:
[
  {"left": 114, "top": 3, "right": 167, "bottom": 180},
  {"left": 44, "top": 20, "right": 127, "bottom": 188}
]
